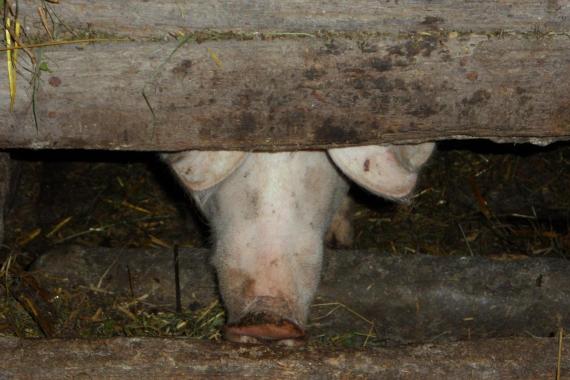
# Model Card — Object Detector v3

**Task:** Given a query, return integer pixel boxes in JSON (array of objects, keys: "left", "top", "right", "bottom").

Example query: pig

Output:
[{"left": 163, "top": 143, "right": 434, "bottom": 346}]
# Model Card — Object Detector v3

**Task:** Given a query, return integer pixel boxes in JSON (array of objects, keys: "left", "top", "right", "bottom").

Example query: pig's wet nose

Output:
[{"left": 223, "top": 312, "right": 307, "bottom": 346}]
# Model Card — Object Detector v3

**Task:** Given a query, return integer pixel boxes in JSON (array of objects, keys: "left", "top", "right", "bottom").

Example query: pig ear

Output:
[
  {"left": 162, "top": 151, "right": 248, "bottom": 191},
  {"left": 328, "top": 143, "right": 434, "bottom": 199}
]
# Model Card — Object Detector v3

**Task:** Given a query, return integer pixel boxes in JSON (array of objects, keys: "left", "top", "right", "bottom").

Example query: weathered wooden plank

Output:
[
  {"left": 1, "top": 34, "right": 569, "bottom": 150},
  {"left": 0, "top": 337, "right": 566, "bottom": 379},
  {"left": 32, "top": 247, "right": 570, "bottom": 343},
  {"left": 17, "top": 0, "right": 570, "bottom": 39}
]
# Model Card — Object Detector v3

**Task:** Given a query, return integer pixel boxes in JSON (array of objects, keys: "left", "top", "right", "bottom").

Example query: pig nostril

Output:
[{"left": 224, "top": 312, "right": 307, "bottom": 345}]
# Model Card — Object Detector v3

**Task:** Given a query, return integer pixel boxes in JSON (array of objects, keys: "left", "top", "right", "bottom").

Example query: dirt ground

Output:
[{"left": 1, "top": 140, "right": 569, "bottom": 346}]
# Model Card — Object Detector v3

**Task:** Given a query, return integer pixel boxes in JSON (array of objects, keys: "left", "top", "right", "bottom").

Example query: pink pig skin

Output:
[{"left": 164, "top": 143, "right": 433, "bottom": 345}]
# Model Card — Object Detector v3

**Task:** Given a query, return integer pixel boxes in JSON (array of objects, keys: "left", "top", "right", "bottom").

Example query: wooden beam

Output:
[
  {"left": 0, "top": 336, "right": 567, "bottom": 379},
  {"left": 1, "top": 34, "right": 570, "bottom": 150},
  {"left": 19, "top": 0, "right": 570, "bottom": 38},
  {"left": 32, "top": 247, "right": 570, "bottom": 343}
]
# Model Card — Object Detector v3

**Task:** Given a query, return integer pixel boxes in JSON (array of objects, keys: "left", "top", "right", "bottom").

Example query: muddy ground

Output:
[{"left": 1, "top": 140, "right": 569, "bottom": 346}]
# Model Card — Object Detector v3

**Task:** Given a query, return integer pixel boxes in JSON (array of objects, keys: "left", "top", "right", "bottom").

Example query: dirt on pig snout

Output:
[{"left": 1, "top": 141, "right": 570, "bottom": 346}]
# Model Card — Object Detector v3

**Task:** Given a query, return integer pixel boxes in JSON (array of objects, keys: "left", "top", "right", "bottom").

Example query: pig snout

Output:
[
  {"left": 165, "top": 151, "right": 348, "bottom": 344},
  {"left": 224, "top": 310, "right": 307, "bottom": 346},
  {"left": 164, "top": 143, "right": 433, "bottom": 345},
  {"left": 201, "top": 152, "right": 348, "bottom": 344}
]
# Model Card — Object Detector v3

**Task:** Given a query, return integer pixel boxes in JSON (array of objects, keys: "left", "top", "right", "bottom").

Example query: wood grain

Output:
[
  {"left": 0, "top": 336, "right": 566, "bottom": 379},
  {"left": 18, "top": 0, "right": 570, "bottom": 38},
  {"left": 2, "top": 34, "right": 569, "bottom": 150}
]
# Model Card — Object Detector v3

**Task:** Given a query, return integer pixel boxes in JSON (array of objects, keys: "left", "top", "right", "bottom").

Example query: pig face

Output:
[{"left": 163, "top": 143, "right": 434, "bottom": 345}]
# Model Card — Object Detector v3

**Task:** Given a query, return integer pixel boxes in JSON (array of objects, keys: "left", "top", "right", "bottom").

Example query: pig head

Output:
[{"left": 163, "top": 143, "right": 434, "bottom": 345}]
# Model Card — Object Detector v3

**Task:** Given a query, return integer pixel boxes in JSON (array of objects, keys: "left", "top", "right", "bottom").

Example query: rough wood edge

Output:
[{"left": 0, "top": 336, "right": 567, "bottom": 379}]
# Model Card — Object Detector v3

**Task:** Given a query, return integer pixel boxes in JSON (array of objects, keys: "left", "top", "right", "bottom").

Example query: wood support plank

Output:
[
  {"left": 0, "top": 336, "right": 567, "bottom": 379},
  {"left": 18, "top": 0, "right": 570, "bottom": 38},
  {"left": 32, "top": 247, "right": 570, "bottom": 343},
  {"left": 1, "top": 34, "right": 569, "bottom": 150}
]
